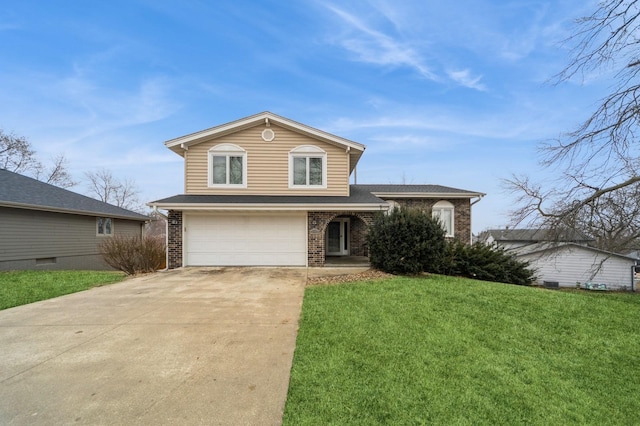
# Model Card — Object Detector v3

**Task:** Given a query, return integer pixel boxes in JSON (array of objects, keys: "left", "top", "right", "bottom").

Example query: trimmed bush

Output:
[
  {"left": 437, "top": 240, "right": 535, "bottom": 285},
  {"left": 367, "top": 207, "right": 446, "bottom": 275},
  {"left": 99, "top": 235, "right": 166, "bottom": 275}
]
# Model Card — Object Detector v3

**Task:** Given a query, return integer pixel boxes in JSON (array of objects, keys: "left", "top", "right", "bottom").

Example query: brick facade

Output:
[
  {"left": 165, "top": 201, "right": 470, "bottom": 269},
  {"left": 167, "top": 210, "right": 183, "bottom": 269},
  {"left": 389, "top": 198, "right": 472, "bottom": 243},
  {"left": 308, "top": 211, "right": 376, "bottom": 267}
]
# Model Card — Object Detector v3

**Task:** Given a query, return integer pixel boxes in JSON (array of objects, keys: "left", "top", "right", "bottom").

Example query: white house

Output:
[{"left": 512, "top": 242, "right": 637, "bottom": 291}]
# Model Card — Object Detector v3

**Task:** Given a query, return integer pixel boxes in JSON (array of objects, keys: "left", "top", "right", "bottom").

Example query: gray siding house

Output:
[
  {"left": 479, "top": 228, "right": 636, "bottom": 290},
  {"left": 0, "top": 169, "right": 148, "bottom": 271}
]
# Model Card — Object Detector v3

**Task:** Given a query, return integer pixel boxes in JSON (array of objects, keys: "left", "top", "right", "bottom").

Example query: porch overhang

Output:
[{"left": 147, "top": 202, "right": 389, "bottom": 212}]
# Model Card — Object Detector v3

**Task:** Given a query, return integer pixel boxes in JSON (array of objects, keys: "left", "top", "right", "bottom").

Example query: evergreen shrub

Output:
[{"left": 367, "top": 207, "right": 446, "bottom": 275}]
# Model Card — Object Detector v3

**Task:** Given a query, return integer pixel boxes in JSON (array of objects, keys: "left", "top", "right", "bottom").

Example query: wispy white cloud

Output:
[
  {"left": 321, "top": 3, "right": 438, "bottom": 80},
  {"left": 447, "top": 69, "right": 487, "bottom": 91},
  {"left": 319, "top": 2, "right": 495, "bottom": 91}
]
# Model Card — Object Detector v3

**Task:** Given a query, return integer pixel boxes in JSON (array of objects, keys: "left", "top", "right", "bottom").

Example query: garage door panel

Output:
[{"left": 185, "top": 214, "right": 307, "bottom": 266}]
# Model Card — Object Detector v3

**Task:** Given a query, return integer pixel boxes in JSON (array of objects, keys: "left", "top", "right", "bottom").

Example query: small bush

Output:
[
  {"left": 367, "top": 208, "right": 446, "bottom": 275},
  {"left": 437, "top": 240, "right": 535, "bottom": 285},
  {"left": 99, "top": 235, "right": 166, "bottom": 275}
]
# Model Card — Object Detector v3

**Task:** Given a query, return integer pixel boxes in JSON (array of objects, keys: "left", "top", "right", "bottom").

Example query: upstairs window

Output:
[
  {"left": 432, "top": 200, "right": 454, "bottom": 237},
  {"left": 289, "top": 145, "right": 326, "bottom": 188},
  {"left": 208, "top": 144, "right": 247, "bottom": 188},
  {"left": 97, "top": 217, "right": 113, "bottom": 236}
]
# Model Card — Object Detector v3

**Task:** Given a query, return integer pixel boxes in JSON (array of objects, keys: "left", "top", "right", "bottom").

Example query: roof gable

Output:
[
  {"left": 165, "top": 112, "right": 365, "bottom": 173},
  {"left": 0, "top": 169, "right": 148, "bottom": 221}
]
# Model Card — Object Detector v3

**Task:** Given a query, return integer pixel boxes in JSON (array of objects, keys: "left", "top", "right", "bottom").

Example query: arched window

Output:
[
  {"left": 208, "top": 144, "right": 247, "bottom": 188},
  {"left": 432, "top": 200, "right": 454, "bottom": 237},
  {"left": 289, "top": 145, "right": 327, "bottom": 188}
]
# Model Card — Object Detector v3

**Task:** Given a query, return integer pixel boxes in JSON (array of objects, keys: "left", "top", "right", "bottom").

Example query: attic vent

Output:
[{"left": 262, "top": 128, "right": 275, "bottom": 142}]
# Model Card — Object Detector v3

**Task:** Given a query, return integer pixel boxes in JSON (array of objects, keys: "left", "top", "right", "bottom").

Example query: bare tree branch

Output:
[
  {"left": 0, "top": 129, "right": 76, "bottom": 188},
  {"left": 85, "top": 168, "right": 143, "bottom": 212},
  {"left": 509, "top": 1, "right": 640, "bottom": 254}
]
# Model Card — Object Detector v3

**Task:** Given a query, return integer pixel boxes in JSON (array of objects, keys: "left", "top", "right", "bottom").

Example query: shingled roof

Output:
[
  {"left": 149, "top": 185, "right": 388, "bottom": 210},
  {"left": 0, "top": 169, "right": 148, "bottom": 221},
  {"left": 353, "top": 184, "right": 485, "bottom": 197},
  {"left": 480, "top": 228, "right": 593, "bottom": 243}
]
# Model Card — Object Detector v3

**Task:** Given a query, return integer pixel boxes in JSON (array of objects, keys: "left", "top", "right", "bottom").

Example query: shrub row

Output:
[
  {"left": 99, "top": 235, "right": 166, "bottom": 275},
  {"left": 367, "top": 208, "right": 535, "bottom": 285},
  {"left": 437, "top": 240, "right": 535, "bottom": 286}
]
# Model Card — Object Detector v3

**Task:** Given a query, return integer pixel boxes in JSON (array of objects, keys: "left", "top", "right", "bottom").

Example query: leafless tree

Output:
[
  {"left": 0, "top": 129, "right": 76, "bottom": 188},
  {"left": 85, "top": 168, "right": 143, "bottom": 212},
  {"left": 506, "top": 0, "right": 640, "bottom": 253}
]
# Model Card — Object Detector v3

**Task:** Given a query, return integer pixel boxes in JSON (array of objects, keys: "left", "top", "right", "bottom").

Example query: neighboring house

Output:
[
  {"left": 479, "top": 228, "right": 636, "bottom": 290},
  {"left": 478, "top": 228, "right": 593, "bottom": 250},
  {"left": 513, "top": 243, "right": 636, "bottom": 291},
  {"left": 0, "top": 169, "right": 148, "bottom": 271},
  {"left": 149, "top": 112, "right": 485, "bottom": 268}
]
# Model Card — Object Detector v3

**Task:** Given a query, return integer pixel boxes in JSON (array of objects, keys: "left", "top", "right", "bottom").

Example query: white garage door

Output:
[{"left": 185, "top": 213, "right": 307, "bottom": 266}]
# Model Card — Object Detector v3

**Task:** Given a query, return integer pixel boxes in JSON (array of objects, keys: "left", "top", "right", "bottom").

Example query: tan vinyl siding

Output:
[
  {"left": 185, "top": 124, "right": 350, "bottom": 195},
  {"left": 0, "top": 207, "right": 143, "bottom": 270}
]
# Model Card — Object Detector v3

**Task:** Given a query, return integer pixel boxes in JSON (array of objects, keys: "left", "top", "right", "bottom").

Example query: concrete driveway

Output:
[{"left": 0, "top": 267, "right": 307, "bottom": 425}]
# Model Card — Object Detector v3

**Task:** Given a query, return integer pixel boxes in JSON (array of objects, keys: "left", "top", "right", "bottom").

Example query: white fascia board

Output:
[
  {"left": 147, "top": 202, "right": 389, "bottom": 212},
  {"left": 165, "top": 112, "right": 366, "bottom": 152},
  {"left": 372, "top": 192, "right": 486, "bottom": 199}
]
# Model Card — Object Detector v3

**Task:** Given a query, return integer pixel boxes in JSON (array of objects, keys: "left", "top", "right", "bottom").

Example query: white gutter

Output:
[
  {"left": 147, "top": 202, "right": 390, "bottom": 212},
  {"left": 371, "top": 192, "right": 486, "bottom": 199}
]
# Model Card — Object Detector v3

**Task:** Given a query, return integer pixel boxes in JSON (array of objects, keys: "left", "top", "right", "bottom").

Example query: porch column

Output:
[
  {"left": 167, "top": 210, "right": 183, "bottom": 269},
  {"left": 308, "top": 212, "right": 334, "bottom": 267}
]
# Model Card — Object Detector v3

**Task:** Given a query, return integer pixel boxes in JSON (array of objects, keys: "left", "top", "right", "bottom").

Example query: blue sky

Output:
[{"left": 0, "top": 0, "right": 607, "bottom": 232}]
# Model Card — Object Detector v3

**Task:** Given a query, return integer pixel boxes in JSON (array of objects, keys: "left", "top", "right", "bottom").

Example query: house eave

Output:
[
  {"left": 0, "top": 201, "right": 149, "bottom": 222},
  {"left": 147, "top": 202, "right": 389, "bottom": 212},
  {"left": 371, "top": 191, "right": 486, "bottom": 199}
]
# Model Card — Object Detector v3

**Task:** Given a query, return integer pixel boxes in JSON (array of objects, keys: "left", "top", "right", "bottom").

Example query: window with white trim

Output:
[
  {"left": 432, "top": 200, "right": 454, "bottom": 237},
  {"left": 289, "top": 145, "right": 326, "bottom": 188},
  {"left": 208, "top": 144, "right": 247, "bottom": 188},
  {"left": 97, "top": 217, "right": 113, "bottom": 236}
]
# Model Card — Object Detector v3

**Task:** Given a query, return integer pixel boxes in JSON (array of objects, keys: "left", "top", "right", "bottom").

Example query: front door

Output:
[{"left": 326, "top": 218, "right": 349, "bottom": 256}]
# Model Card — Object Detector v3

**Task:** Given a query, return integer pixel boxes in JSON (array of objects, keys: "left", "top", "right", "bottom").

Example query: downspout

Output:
[{"left": 631, "top": 264, "right": 636, "bottom": 292}]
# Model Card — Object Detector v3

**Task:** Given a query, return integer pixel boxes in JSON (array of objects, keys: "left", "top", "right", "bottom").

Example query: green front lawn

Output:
[
  {"left": 0, "top": 270, "right": 125, "bottom": 310},
  {"left": 284, "top": 275, "right": 640, "bottom": 425}
]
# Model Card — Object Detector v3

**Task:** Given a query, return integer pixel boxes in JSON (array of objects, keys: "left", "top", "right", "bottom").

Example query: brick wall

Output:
[
  {"left": 389, "top": 198, "right": 472, "bottom": 243},
  {"left": 307, "top": 211, "right": 375, "bottom": 266},
  {"left": 167, "top": 210, "right": 183, "bottom": 269}
]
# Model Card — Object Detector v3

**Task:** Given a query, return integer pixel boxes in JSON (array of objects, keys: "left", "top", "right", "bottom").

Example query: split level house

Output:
[
  {"left": 149, "top": 112, "right": 485, "bottom": 268},
  {"left": 0, "top": 169, "right": 148, "bottom": 271}
]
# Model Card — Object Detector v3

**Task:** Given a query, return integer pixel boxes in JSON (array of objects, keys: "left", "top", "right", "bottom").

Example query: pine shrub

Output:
[
  {"left": 367, "top": 208, "right": 446, "bottom": 275},
  {"left": 99, "top": 235, "right": 166, "bottom": 275},
  {"left": 438, "top": 240, "right": 535, "bottom": 285}
]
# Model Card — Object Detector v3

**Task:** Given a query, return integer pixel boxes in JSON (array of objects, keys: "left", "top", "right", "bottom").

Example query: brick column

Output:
[
  {"left": 308, "top": 212, "right": 334, "bottom": 267},
  {"left": 167, "top": 210, "right": 183, "bottom": 269},
  {"left": 307, "top": 211, "right": 376, "bottom": 266}
]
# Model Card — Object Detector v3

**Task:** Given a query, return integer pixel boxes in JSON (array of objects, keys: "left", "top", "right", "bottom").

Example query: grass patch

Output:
[
  {"left": 0, "top": 270, "right": 126, "bottom": 310},
  {"left": 284, "top": 275, "right": 640, "bottom": 425}
]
